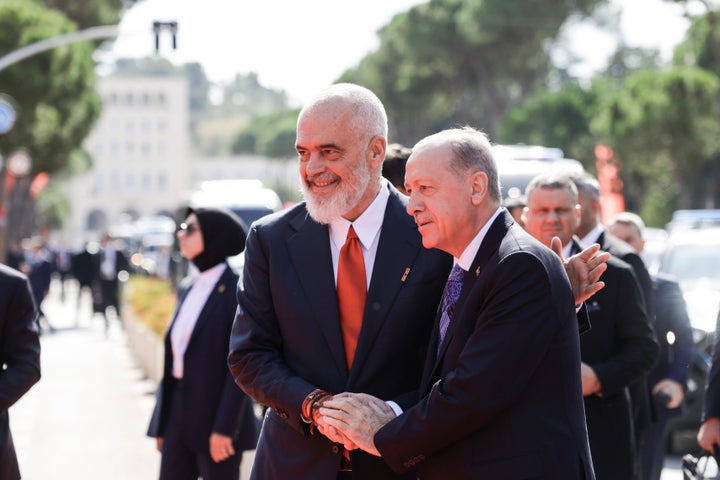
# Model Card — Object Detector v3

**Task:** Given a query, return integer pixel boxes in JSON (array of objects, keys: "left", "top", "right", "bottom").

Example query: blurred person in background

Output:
[
  {"left": 95, "top": 232, "right": 129, "bottom": 333},
  {"left": 0, "top": 263, "right": 41, "bottom": 480},
  {"left": 698, "top": 309, "right": 720, "bottom": 454},
  {"left": 522, "top": 174, "right": 659, "bottom": 480},
  {"left": 147, "top": 207, "right": 258, "bottom": 480},
  {"left": 21, "top": 238, "right": 54, "bottom": 334},
  {"left": 5, "top": 239, "right": 24, "bottom": 271},
  {"left": 570, "top": 173, "right": 656, "bottom": 477},
  {"left": 52, "top": 240, "right": 73, "bottom": 303},
  {"left": 608, "top": 212, "right": 694, "bottom": 480},
  {"left": 381, "top": 142, "right": 412, "bottom": 195},
  {"left": 503, "top": 195, "right": 526, "bottom": 228},
  {"left": 71, "top": 241, "right": 98, "bottom": 326}
]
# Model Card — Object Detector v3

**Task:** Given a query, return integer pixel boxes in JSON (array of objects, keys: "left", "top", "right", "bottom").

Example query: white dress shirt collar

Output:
[
  {"left": 455, "top": 207, "right": 504, "bottom": 271},
  {"left": 580, "top": 224, "right": 604, "bottom": 248},
  {"left": 329, "top": 179, "right": 389, "bottom": 252}
]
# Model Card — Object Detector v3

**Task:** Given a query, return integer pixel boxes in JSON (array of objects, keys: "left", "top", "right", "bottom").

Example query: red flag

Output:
[{"left": 30, "top": 172, "right": 49, "bottom": 198}]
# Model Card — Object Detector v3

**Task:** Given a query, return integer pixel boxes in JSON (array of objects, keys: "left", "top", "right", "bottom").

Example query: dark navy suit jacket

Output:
[
  {"left": 375, "top": 211, "right": 596, "bottom": 480},
  {"left": 573, "top": 239, "right": 659, "bottom": 480},
  {"left": 0, "top": 264, "right": 40, "bottom": 480},
  {"left": 147, "top": 264, "right": 258, "bottom": 453},
  {"left": 228, "top": 184, "right": 452, "bottom": 479},
  {"left": 647, "top": 273, "right": 693, "bottom": 420},
  {"left": 702, "top": 307, "right": 720, "bottom": 420}
]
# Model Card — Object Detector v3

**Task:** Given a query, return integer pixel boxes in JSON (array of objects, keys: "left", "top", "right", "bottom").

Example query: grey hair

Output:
[
  {"left": 568, "top": 172, "right": 600, "bottom": 201},
  {"left": 609, "top": 211, "right": 646, "bottom": 237},
  {"left": 414, "top": 126, "right": 502, "bottom": 203},
  {"left": 525, "top": 173, "right": 579, "bottom": 205},
  {"left": 299, "top": 83, "right": 388, "bottom": 140}
]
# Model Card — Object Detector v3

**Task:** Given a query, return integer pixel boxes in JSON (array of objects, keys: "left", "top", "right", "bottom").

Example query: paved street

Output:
[
  {"left": 8, "top": 278, "right": 685, "bottom": 479},
  {"left": 9, "top": 279, "right": 253, "bottom": 480}
]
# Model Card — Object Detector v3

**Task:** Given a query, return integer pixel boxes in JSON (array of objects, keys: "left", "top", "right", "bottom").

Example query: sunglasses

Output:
[{"left": 177, "top": 222, "right": 199, "bottom": 235}]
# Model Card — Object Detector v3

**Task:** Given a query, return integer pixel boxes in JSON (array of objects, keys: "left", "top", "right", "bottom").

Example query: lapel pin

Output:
[
  {"left": 401, "top": 267, "right": 410, "bottom": 282},
  {"left": 218, "top": 284, "right": 226, "bottom": 293},
  {"left": 475, "top": 266, "right": 481, "bottom": 277}
]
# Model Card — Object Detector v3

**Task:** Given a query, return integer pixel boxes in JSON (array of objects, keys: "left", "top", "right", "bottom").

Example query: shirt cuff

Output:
[{"left": 386, "top": 401, "right": 402, "bottom": 417}]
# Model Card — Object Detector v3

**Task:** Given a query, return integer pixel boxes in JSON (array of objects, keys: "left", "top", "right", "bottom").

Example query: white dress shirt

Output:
[
  {"left": 328, "top": 180, "right": 390, "bottom": 289},
  {"left": 170, "top": 263, "right": 227, "bottom": 379}
]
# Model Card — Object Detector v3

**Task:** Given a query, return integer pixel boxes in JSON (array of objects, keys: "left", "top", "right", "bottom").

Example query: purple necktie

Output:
[{"left": 437, "top": 264, "right": 465, "bottom": 357}]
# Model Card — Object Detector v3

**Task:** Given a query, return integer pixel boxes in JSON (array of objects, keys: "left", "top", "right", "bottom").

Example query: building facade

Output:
[{"left": 61, "top": 74, "right": 190, "bottom": 247}]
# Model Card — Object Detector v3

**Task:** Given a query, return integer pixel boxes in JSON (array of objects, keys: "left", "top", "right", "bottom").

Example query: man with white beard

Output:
[
  {"left": 227, "top": 83, "right": 606, "bottom": 480},
  {"left": 228, "top": 83, "right": 453, "bottom": 479}
]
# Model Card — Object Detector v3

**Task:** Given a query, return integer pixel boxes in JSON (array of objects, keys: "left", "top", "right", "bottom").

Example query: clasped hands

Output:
[{"left": 311, "top": 392, "right": 395, "bottom": 456}]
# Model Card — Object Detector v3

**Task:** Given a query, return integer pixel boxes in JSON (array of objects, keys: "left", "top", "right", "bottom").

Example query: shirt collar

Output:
[
  {"left": 194, "top": 262, "right": 226, "bottom": 286},
  {"left": 580, "top": 224, "right": 604, "bottom": 248},
  {"left": 455, "top": 207, "right": 504, "bottom": 272},
  {"left": 330, "top": 179, "right": 389, "bottom": 251}
]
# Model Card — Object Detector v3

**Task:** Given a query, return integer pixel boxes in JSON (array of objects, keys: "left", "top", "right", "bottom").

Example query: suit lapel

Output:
[
  {"left": 187, "top": 265, "right": 234, "bottom": 344},
  {"left": 286, "top": 208, "right": 348, "bottom": 379},
  {"left": 349, "top": 189, "right": 424, "bottom": 382},
  {"left": 421, "top": 211, "right": 513, "bottom": 391}
]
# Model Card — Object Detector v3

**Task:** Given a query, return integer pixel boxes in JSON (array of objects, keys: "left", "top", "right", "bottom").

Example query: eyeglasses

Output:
[{"left": 177, "top": 222, "right": 199, "bottom": 236}]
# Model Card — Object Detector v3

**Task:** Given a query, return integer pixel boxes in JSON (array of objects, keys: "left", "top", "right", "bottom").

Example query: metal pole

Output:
[{"left": 0, "top": 25, "right": 119, "bottom": 73}]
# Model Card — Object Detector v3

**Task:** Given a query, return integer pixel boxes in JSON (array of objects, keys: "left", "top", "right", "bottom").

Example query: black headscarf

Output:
[{"left": 186, "top": 207, "right": 247, "bottom": 272}]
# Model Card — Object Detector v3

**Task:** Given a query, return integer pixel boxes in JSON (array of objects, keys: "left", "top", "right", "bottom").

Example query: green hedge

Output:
[{"left": 124, "top": 275, "right": 176, "bottom": 337}]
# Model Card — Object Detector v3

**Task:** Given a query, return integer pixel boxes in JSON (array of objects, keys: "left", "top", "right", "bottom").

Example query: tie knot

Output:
[
  {"left": 346, "top": 225, "right": 359, "bottom": 241},
  {"left": 448, "top": 264, "right": 465, "bottom": 283}
]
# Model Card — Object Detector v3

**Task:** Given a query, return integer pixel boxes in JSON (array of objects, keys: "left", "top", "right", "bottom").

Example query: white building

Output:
[
  {"left": 61, "top": 74, "right": 190, "bottom": 247},
  {"left": 60, "top": 73, "right": 299, "bottom": 250}
]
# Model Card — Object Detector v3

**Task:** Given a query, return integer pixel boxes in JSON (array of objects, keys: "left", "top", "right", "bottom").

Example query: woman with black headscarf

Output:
[{"left": 147, "top": 207, "right": 259, "bottom": 480}]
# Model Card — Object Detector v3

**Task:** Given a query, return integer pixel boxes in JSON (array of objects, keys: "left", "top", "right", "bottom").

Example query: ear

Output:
[
  {"left": 470, "top": 171, "right": 489, "bottom": 206},
  {"left": 368, "top": 136, "right": 387, "bottom": 169}
]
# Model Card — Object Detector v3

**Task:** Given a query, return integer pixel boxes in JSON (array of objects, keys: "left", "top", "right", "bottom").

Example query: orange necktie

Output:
[{"left": 337, "top": 225, "right": 367, "bottom": 369}]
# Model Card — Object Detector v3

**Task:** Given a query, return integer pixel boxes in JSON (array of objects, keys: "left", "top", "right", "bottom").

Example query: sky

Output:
[{"left": 108, "top": 0, "right": 696, "bottom": 105}]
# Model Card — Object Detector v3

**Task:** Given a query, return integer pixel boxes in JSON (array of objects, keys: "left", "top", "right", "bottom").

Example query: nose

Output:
[
  {"left": 406, "top": 193, "right": 422, "bottom": 216},
  {"left": 304, "top": 151, "right": 326, "bottom": 177}
]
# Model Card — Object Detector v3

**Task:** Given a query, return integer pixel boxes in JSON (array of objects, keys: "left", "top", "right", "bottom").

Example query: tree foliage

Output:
[
  {"left": 230, "top": 109, "right": 299, "bottom": 159},
  {"left": 601, "top": 67, "right": 720, "bottom": 222},
  {"left": 339, "top": 0, "right": 606, "bottom": 144},
  {"left": 0, "top": 0, "right": 101, "bottom": 176},
  {"left": 36, "top": 0, "right": 135, "bottom": 30}
]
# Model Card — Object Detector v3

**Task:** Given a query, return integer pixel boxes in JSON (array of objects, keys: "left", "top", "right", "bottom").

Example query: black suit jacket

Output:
[
  {"left": 647, "top": 273, "right": 693, "bottom": 420},
  {"left": 147, "top": 264, "right": 259, "bottom": 453},
  {"left": 375, "top": 211, "right": 595, "bottom": 480},
  {"left": 573, "top": 239, "right": 659, "bottom": 480},
  {"left": 702, "top": 307, "right": 720, "bottom": 420},
  {"left": 596, "top": 230, "right": 657, "bottom": 438},
  {"left": 0, "top": 264, "right": 40, "bottom": 480},
  {"left": 228, "top": 185, "right": 453, "bottom": 479}
]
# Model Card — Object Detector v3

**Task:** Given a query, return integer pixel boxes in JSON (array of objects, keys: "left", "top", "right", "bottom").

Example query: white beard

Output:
[{"left": 300, "top": 162, "right": 372, "bottom": 224}]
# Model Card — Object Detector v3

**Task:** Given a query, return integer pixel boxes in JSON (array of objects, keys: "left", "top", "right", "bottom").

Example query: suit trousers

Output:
[
  {"left": 159, "top": 387, "right": 241, "bottom": 480},
  {"left": 0, "top": 412, "right": 20, "bottom": 480}
]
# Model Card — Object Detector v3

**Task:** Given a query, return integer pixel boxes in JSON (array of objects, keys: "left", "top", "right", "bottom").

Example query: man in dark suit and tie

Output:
[
  {"left": 318, "top": 127, "right": 598, "bottom": 479},
  {"left": 608, "top": 212, "right": 694, "bottom": 480},
  {"left": 522, "top": 174, "right": 659, "bottom": 480},
  {"left": 0, "top": 264, "right": 41, "bottom": 480},
  {"left": 571, "top": 173, "right": 657, "bottom": 467}
]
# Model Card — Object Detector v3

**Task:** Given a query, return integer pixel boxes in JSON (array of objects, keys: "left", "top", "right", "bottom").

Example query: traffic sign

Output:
[{"left": 0, "top": 94, "right": 17, "bottom": 134}]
